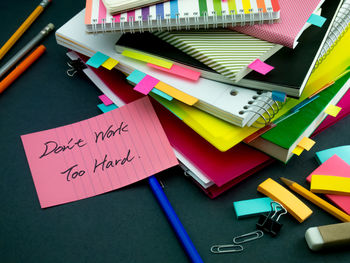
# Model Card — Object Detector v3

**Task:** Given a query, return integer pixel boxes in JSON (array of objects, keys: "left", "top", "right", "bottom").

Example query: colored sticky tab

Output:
[
  {"left": 316, "top": 146, "right": 350, "bottom": 165},
  {"left": 86, "top": 52, "right": 109, "bottom": 68},
  {"left": 126, "top": 70, "right": 147, "bottom": 84},
  {"left": 233, "top": 197, "right": 278, "bottom": 219},
  {"left": 147, "top": 63, "right": 201, "bottom": 81},
  {"left": 311, "top": 175, "right": 350, "bottom": 196},
  {"left": 154, "top": 81, "right": 198, "bottom": 106},
  {"left": 257, "top": 178, "right": 313, "bottom": 223},
  {"left": 307, "top": 14, "right": 327, "bottom": 27},
  {"left": 248, "top": 59, "right": 274, "bottom": 75},
  {"left": 272, "top": 91, "right": 286, "bottom": 102},
  {"left": 292, "top": 146, "right": 304, "bottom": 156},
  {"left": 20, "top": 97, "right": 179, "bottom": 208},
  {"left": 102, "top": 57, "right": 119, "bottom": 70},
  {"left": 151, "top": 88, "right": 173, "bottom": 101},
  {"left": 298, "top": 137, "right": 316, "bottom": 151},
  {"left": 134, "top": 75, "right": 160, "bottom": 95},
  {"left": 122, "top": 50, "right": 173, "bottom": 69},
  {"left": 98, "top": 94, "right": 113, "bottom": 106},
  {"left": 97, "top": 103, "right": 118, "bottom": 113},
  {"left": 325, "top": 104, "right": 342, "bottom": 117}
]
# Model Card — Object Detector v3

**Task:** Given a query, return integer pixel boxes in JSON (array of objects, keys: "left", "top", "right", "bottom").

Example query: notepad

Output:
[
  {"left": 315, "top": 146, "right": 350, "bottom": 165},
  {"left": 311, "top": 175, "right": 350, "bottom": 196},
  {"left": 233, "top": 197, "right": 277, "bottom": 219},
  {"left": 21, "top": 97, "right": 178, "bottom": 208},
  {"left": 257, "top": 178, "right": 313, "bottom": 223}
]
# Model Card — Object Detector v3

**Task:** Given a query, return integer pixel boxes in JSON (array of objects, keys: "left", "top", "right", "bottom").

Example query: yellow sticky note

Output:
[
  {"left": 122, "top": 50, "right": 173, "bottom": 69},
  {"left": 102, "top": 57, "right": 119, "bottom": 70},
  {"left": 155, "top": 81, "right": 198, "bottom": 106},
  {"left": 298, "top": 137, "right": 316, "bottom": 151},
  {"left": 325, "top": 104, "right": 342, "bottom": 117},
  {"left": 258, "top": 178, "right": 313, "bottom": 223},
  {"left": 292, "top": 146, "right": 304, "bottom": 156},
  {"left": 311, "top": 175, "right": 350, "bottom": 195}
]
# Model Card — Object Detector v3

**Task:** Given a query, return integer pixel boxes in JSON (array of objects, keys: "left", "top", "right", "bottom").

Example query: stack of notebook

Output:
[{"left": 55, "top": 0, "right": 350, "bottom": 198}]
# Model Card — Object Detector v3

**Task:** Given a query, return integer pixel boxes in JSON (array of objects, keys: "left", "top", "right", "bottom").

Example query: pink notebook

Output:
[
  {"left": 232, "top": 0, "right": 323, "bottom": 48},
  {"left": 306, "top": 155, "right": 350, "bottom": 215}
]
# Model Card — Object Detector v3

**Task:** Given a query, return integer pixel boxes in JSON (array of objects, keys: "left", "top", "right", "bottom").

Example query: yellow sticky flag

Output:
[
  {"left": 155, "top": 81, "right": 198, "bottom": 106},
  {"left": 298, "top": 137, "right": 316, "bottom": 151},
  {"left": 122, "top": 50, "right": 173, "bottom": 69},
  {"left": 325, "top": 104, "right": 342, "bottom": 117},
  {"left": 102, "top": 57, "right": 119, "bottom": 70},
  {"left": 292, "top": 146, "right": 304, "bottom": 156}
]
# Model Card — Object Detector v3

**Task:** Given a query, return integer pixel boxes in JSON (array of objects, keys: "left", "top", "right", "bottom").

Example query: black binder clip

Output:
[
  {"left": 66, "top": 58, "right": 87, "bottom": 77},
  {"left": 256, "top": 201, "right": 287, "bottom": 237}
]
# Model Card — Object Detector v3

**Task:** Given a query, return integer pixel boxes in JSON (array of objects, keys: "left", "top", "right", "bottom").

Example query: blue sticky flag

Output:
[
  {"left": 126, "top": 69, "right": 147, "bottom": 84},
  {"left": 233, "top": 197, "right": 280, "bottom": 219},
  {"left": 97, "top": 103, "right": 118, "bottom": 113},
  {"left": 86, "top": 52, "right": 110, "bottom": 68},
  {"left": 151, "top": 88, "right": 173, "bottom": 101},
  {"left": 307, "top": 14, "right": 327, "bottom": 28},
  {"left": 272, "top": 91, "right": 286, "bottom": 102},
  {"left": 316, "top": 145, "right": 350, "bottom": 165}
]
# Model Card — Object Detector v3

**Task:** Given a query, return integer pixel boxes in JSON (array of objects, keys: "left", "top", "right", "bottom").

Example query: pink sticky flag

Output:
[
  {"left": 99, "top": 94, "right": 113, "bottom": 106},
  {"left": 21, "top": 97, "right": 178, "bottom": 208},
  {"left": 248, "top": 59, "right": 274, "bottom": 75},
  {"left": 134, "top": 75, "right": 160, "bottom": 95},
  {"left": 147, "top": 63, "right": 201, "bottom": 81}
]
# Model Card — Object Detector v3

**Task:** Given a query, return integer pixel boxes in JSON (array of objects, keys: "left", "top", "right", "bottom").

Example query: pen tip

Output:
[{"left": 280, "top": 177, "right": 294, "bottom": 187}]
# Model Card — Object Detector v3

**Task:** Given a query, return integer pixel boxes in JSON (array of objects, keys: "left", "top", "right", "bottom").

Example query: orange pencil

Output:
[
  {"left": 0, "top": 0, "right": 51, "bottom": 60},
  {"left": 0, "top": 45, "right": 46, "bottom": 94}
]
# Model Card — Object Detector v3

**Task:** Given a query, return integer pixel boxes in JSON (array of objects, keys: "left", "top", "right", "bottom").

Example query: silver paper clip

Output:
[
  {"left": 233, "top": 230, "right": 264, "bottom": 244},
  {"left": 210, "top": 244, "right": 243, "bottom": 254}
]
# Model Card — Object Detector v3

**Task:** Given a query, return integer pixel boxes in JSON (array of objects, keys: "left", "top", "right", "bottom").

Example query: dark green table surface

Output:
[{"left": 0, "top": 1, "right": 349, "bottom": 262}]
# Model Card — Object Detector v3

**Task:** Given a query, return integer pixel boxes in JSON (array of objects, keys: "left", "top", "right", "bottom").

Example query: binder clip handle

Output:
[{"left": 256, "top": 201, "right": 287, "bottom": 237}]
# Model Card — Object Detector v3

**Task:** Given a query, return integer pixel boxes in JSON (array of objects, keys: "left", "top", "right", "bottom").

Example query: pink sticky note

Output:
[
  {"left": 306, "top": 155, "right": 350, "bottom": 214},
  {"left": 133, "top": 75, "right": 160, "bottom": 95},
  {"left": 98, "top": 94, "right": 113, "bottom": 106},
  {"left": 148, "top": 63, "right": 201, "bottom": 81},
  {"left": 248, "top": 59, "right": 274, "bottom": 75},
  {"left": 21, "top": 97, "right": 178, "bottom": 208}
]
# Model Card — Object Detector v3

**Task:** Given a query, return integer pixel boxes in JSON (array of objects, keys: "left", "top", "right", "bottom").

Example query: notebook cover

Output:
[
  {"left": 306, "top": 155, "right": 350, "bottom": 214},
  {"left": 237, "top": 0, "right": 342, "bottom": 97}
]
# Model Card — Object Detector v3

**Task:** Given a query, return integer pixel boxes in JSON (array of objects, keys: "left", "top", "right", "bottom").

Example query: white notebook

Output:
[
  {"left": 102, "top": 0, "right": 167, "bottom": 14},
  {"left": 57, "top": 10, "right": 281, "bottom": 127}
]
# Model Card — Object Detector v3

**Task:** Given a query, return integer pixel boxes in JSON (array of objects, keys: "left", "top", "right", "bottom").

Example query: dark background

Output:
[{"left": 0, "top": 1, "right": 349, "bottom": 262}]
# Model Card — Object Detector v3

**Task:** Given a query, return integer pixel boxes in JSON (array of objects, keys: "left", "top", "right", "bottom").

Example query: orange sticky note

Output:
[
  {"left": 292, "top": 146, "right": 304, "bottom": 156},
  {"left": 298, "top": 137, "right": 316, "bottom": 151},
  {"left": 325, "top": 104, "right": 342, "bottom": 117},
  {"left": 154, "top": 81, "right": 198, "bottom": 106},
  {"left": 21, "top": 97, "right": 178, "bottom": 208},
  {"left": 258, "top": 178, "right": 313, "bottom": 223},
  {"left": 311, "top": 175, "right": 350, "bottom": 196}
]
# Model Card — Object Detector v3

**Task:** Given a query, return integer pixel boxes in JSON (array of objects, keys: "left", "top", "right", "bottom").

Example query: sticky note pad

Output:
[
  {"left": 86, "top": 52, "right": 109, "bottom": 68},
  {"left": 102, "top": 57, "right": 119, "bottom": 70},
  {"left": 21, "top": 97, "right": 178, "bottom": 208},
  {"left": 126, "top": 69, "right": 147, "bottom": 84},
  {"left": 154, "top": 81, "right": 198, "bottom": 106},
  {"left": 134, "top": 75, "right": 160, "bottom": 95},
  {"left": 325, "top": 104, "right": 342, "bottom": 117},
  {"left": 151, "top": 88, "right": 173, "bottom": 101},
  {"left": 298, "top": 137, "right": 316, "bottom": 151},
  {"left": 292, "top": 146, "right": 304, "bottom": 156},
  {"left": 257, "top": 178, "right": 313, "bottom": 223},
  {"left": 97, "top": 103, "right": 118, "bottom": 113},
  {"left": 248, "top": 59, "right": 274, "bottom": 75},
  {"left": 98, "top": 94, "right": 113, "bottom": 106},
  {"left": 233, "top": 197, "right": 277, "bottom": 219},
  {"left": 147, "top": 63, "right": 201, "bottom": 81},
  {"left": 272, "top": 91, "right": 286, "bottom": 102},
  {"left": 122, "top": 50, "right": 173, "bottom": 69},
  {"left": 311, "top": 175, "right": 350, "bottom": 196},
  {"left": 316, "top": 146, "right": 350, "bottom": 165},
  {"left": 306, "top": 155, "right": 350, "bottom": 215},
  {"left": 307, "top": 14, "right": 327, "bottom": 27}
]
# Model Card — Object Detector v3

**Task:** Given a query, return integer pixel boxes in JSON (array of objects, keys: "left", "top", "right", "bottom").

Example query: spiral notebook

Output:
[
  {"left": 57, "top": 9, "right": 281, "bottom": 128},
  {"left": 85, "top": 0, "right": 281, "bottom": 33}
]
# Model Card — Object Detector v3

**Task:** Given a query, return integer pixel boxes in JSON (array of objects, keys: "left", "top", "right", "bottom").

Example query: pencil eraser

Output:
[
  {"left": 233, "top": 197, "right": 277, "bottom": 219},
  {"left": 305, "top": 222, "right": 350, "bottom": 251}
]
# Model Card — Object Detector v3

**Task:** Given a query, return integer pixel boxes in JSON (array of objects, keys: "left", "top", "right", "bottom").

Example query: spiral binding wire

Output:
[{"left": 89, "top": 8, "right": 277, "bottom": 34}]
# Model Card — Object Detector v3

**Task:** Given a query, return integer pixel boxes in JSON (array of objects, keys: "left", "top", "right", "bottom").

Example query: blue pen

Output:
[{"left": 148, "top": 176, "right": 203, "bottom": 263}]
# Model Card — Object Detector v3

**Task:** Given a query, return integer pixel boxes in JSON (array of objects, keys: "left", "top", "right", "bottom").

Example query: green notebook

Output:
[{"left": 248, "top": 67, "right": 350, "bottom": 163}]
